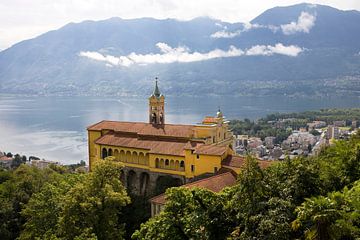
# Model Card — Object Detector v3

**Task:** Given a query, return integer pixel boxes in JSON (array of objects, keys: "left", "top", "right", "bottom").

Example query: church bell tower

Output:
[{"left": 149, "top": 78, "right": 165, "bottom": 125}]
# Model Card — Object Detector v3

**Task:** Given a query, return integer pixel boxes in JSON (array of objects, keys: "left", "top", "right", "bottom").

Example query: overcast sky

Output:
[{"left": 0, "top": 0, "right": 359, "bottom": 50}]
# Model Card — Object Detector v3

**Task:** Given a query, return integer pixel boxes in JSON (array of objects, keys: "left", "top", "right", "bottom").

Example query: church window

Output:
[
  {"left": 102, "top": 148, "right": 108, "bottom": 159},
  {"left": 196, "top": 154, "right": 199, "bottom": 159},
  {"left": 191, "top": 165, "right": 195, "bottom": 172},
  {"left": 160, "top": 113, "right": 164, "bottom": 124},
  {"left": 152, "top": 113, "right": 157, "bottom": 123},
  {"left": 180, "top": 161, "right": 185, "bottom": 168},
  {"left": 214, "top": 167, "right": 218, "bottom": 172},
  {"left": 165, "top": 159, "right": 169, "bottom": 166}
]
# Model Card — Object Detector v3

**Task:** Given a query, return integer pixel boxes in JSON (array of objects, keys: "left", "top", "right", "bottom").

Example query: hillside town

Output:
[{"left": 234, "top": 119, "right": 359, "bottom": 160}]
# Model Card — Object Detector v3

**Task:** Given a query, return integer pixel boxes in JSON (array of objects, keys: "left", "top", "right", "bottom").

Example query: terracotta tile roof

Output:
[
  {"left": 95, "top": 132, "right": 188, "bottom": 156},
  {"left": 150, "top": 172, "right": 237, "bottom": 204},
  {"left": 150, "top": 194, "right": 166, "bottom": 205},
  {"left": 194, "top": 145, "right": 227, "bottom": 156},
  {"left": 221, "top": 155, "right": 246, "bottom": 168},
  {"left": 184, "top": 141, "right": 203, "bottom": 150},
  {"left": 88, "top": 120, "right": 194, "bottom": 138},
  {"left": 0, "top": 156, "right": 12, "bottom": 161},
  {"left": 202, "top": 117, "right": 218, "bottom": 124},
  {"left": 221, "top": 155, "right": 276, "bottom": 169}
]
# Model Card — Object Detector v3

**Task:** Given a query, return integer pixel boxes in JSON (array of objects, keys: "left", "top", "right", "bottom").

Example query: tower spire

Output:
[{"left": 153, "top": 77, "right": 161, "bottom": 98}]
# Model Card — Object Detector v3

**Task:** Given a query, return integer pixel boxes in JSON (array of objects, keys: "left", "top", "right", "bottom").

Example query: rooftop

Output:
[
  {"left": 150, "top": 171, "right": 237, "bottom": 205},
  {"left": 88, "top": 120, "right": 195, "bottom": 139},
  {"left": 0, "top": 156, "right": 13, "bottom": 161},
  {"left": 193, "top": 145, "right": 227, "bottom": 156},
  {"left": 222, "top": 155, "right": 275, "bottom": 169}
]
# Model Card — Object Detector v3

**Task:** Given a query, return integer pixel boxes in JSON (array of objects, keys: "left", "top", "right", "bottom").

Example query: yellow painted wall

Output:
[
  {"left": 194, "top": 122, "right": 233, "bottom": 144},
  {"left": 88, "top": 130, "right": 101, "bottom": 170},
  {"left": 184, "top": 150, "right": 223, "bottom": 177},
  {"left": 194, "top": 126, "right": 215, "bottom": 137}
]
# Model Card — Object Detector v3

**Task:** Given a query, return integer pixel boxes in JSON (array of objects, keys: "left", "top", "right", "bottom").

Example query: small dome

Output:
[{"left": 217, "top": 108, "right": 223, "bottom": 118}]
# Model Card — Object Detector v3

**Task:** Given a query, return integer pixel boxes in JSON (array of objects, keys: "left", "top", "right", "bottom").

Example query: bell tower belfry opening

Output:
[{"left": 149, "top": 78, "right": 165, "bottom": 125}]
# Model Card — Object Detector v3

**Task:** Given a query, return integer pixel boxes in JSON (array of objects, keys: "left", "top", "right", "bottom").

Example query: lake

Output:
[{"left": 0, "top": 94, "right": 359, "bottom": 164}]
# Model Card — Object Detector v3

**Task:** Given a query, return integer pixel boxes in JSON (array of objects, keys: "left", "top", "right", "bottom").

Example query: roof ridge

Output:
[
  {"left": 182, "top": 172, "right": 234, "bottom": 187},
  {"left": 91, "top": 120, "right": 195, "bottom": 127},
  {"left": 86, "top": 119, "right": 106, "bottom": 129},
  {"left": 149, "top": 171, "right": 235, "bottom": 202}
]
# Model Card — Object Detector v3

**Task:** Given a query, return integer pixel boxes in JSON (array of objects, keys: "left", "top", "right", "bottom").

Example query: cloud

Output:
[
  {"left": 79, "top": 42, "right": 303, "bottom": 67},
  {"left": 246, "top": 43, "right": 303, "bottom": 57},
  {"left": 211, "top": 11, "right": 316, "bottom": 39},
  {"left": 211, "top": 22, "right": 265, "bottom": 39},
  {"left": 211, "top": 30, "right": 241, "bottom": 38},
  {"left": 281, "top": 11, "right": 316, "bottom": 35}
]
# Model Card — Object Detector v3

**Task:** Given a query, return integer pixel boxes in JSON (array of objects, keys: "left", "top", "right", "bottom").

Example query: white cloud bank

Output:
[
  {"left": 211, "top": 30, "right": 241, "bottom": 38},
  {"left": 281, "top": 11, "right": 316, "bottom": 35},
  {"left": 211, "top": 11, "right": 316, "bottom": 39},
  {"left": 79, "top": 42, "right": 303, "bottom": 67},
  {"left": 211, "top": 22, "right": 265, "bottom": 39}
]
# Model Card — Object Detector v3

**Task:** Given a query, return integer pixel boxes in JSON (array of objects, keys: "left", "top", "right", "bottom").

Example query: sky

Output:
[{"left": 0, "top": 0, "right": 360, "bottom": 50}]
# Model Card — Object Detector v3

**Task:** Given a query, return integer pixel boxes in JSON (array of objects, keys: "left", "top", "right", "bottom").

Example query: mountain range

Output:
[{"left": 0, "top": 3, "right": 360, "bottom": 97}]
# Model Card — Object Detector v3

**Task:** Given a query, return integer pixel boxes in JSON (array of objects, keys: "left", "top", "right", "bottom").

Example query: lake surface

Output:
[{"left": 0, "top": 94, "right": 359, "bottom": 164}]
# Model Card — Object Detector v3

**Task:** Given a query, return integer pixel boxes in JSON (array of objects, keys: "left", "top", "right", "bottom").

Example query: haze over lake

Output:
[{"left": 0, "top": 94, "right": 359, "bottom": 164}]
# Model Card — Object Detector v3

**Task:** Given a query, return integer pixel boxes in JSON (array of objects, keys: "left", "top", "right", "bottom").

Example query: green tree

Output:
[
  {"left": 133, "top": 187, "right": 233, "bottom": 240},
  {"left": 318, "top": 132, "right": 360, "bottom": 192},
  {"left": 227, "top": 156, "right": 291, "bottom": 239},
  {"left": 293, "top": 180, "right": 360, "bottom": 240},
  {"left": 11, "top": 154, "right": 23, "bottom": 169},
  {"left": 0, "top": 168, "right": 11, "bottom": 184},
  {"left": 0, "top": 165, "right": 60, "bottom": 240},
  {"left": 58, "top": 160, "right": 130, "bottom": 240},
  {"left": 19, "top": 174, "right": 84, "bottom": 240}
]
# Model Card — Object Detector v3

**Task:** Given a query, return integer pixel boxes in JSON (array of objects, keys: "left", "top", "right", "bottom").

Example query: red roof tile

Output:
[
  {"left": 0, "top": 156, "right": 12, "bottom": 161},
  {"left": 150, "top": 172, "right": 237, "bottom": 204},
  {"left": 194, "top": 145, "right": 227, "bottom": 156},
  {"left": 88, "top": 120, "right": 194, "bottom": 138},
  {"left": 221, "top": 155, "right": 246, "bottom": 168},
  {"left": 202, "top": 117, "right": 219, "bottom": 124},
  {"left": 222, "top": 155, "right": 276, "bottom": 169},
  {"left": 184, "top": 141, "right": 203, "bottom": 150}
]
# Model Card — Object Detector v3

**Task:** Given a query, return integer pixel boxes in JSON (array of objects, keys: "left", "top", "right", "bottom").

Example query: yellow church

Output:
[{"left": 87, "top": 80, "right": 250, "bottom": 196}]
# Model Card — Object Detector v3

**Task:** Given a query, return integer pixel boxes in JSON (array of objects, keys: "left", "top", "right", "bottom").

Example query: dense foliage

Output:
[
  {"left": 264, "top": 108, "right": 360, "bottom": 124},
  {"left": 229, "top": 118, "right": 292, "bottom": 143},
  {"left": 0, "top": 160, "right": 130, "bottom": 240}
]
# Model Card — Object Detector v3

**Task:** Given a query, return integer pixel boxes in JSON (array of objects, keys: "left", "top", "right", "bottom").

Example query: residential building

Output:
[{"left": 327, "top": 125, "right": 340, "bottom": 140}]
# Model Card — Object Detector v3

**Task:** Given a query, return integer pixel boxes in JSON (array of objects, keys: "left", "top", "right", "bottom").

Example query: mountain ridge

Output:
[{"left": 0, "top": 3, "right": 360, "bottom": 97}]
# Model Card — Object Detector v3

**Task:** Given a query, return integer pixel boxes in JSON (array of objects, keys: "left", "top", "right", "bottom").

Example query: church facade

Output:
[{"left": 87, "top": 80, "right": 240, "bottom": 196}]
